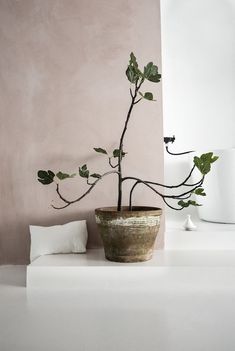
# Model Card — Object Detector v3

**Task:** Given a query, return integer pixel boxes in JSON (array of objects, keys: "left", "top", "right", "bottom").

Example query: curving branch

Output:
[
  {"left": 122, "top": 164, "right": 199, "bottom": 189},
  {"left": 165, "top": 145, "right": 194, "bottom": 156},
  {"left": 162, "top": 198, "right": 184, "bottom": 211},
  {"left": 108, "top": 157, "right": 118, "bottom": 169},
  {"left": 126, "top": 175, "right": 204, "bottom": 210},
  {"left": 52, "top": 171, "right": 119, "bottom": 210}
]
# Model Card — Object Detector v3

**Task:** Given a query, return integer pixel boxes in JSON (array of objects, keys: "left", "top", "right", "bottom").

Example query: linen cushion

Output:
[{"left": 29, "top": 220, "right": 88, "bottom": 262}]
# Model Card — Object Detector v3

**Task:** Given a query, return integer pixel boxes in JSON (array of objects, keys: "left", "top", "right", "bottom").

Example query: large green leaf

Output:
[
  {"left": 126, "top": 66, "right": 138, "bottom": 84},
  {"left": 143, "top": 62, "right": 154, "bottom": 79},
  {"left": 193, "top": 152, "right": 219, "bottom": 175},
  {"left": 130, "top": 52, "right": 138, "bottom": 69},
  {"left": 79, "top": 164, "right": 89, "bottom": 179},
  {"left": 144, "top": 62, "right": 161, "bottom": 83},
  {"left": 93, "top": 147, "right": 107, "bottom": 155},
  {"left": 56, "top": 172, "right": 76, "bottom": 180},
  {"left": 126, "top": 52, "right": 143, "bottom": 83},
  {"left": 38, "top": 170, "right": 55, "bottom": 185}
]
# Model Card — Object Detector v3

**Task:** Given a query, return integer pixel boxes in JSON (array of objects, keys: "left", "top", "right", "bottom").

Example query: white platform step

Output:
[
  {"left": 165, "top": 220, "right": 235, "bottom": 250},
  {"left": 27, "top": 249, "right": 235, "bottom": 289}
]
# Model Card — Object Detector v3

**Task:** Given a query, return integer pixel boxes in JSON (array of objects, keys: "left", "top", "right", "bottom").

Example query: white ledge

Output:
[
  {"left": 165, "top": 219, "right": 235, "bottom": 249},
  {"left": 27, "top": 249, "right": 235, "bottom": 289}
]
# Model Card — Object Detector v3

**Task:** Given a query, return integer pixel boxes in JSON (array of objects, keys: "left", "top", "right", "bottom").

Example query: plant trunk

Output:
[{"left": 117, "top": 83, "right": 140, "bottom": 211}]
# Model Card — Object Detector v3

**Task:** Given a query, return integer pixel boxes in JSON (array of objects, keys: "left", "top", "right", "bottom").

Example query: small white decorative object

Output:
[{"left": 183, "top": 214, "right": 197, "bottom": 231}]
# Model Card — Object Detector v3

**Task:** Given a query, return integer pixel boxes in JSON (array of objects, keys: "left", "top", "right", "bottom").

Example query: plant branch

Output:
[
  {"left": 127, "top": 176, "right": 204, "bottom": 210},
  {"left": 166, "top": 145, "right": 194, "bottom": 156},
  {"left": 52, "top": 171, "right": 119, "bottom": 210},
  {"left": 162, "top": 198, "right": 184, "bottom": 211},
  {"left": 117, "top": 79, "right": 144, "bottom": 210},
  {"left": 108, "top": 157, "right": 118, "bottom": 169},
  {"left": 129, "top": 87, "right": 134, "bottom": 99},
  {"left": 122, "top": 165, "right": 199, "bottom": 189},
  {"left": 134, "top": 98, "right": 142, "bottom": 104},
  {"left": 87, "top": 179, "right": 95, "bottom": 186}
]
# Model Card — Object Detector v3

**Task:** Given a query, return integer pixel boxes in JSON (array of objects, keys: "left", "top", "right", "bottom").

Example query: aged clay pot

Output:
[{"left": 95, "top": 206, "right": 162, "bottom": 263}]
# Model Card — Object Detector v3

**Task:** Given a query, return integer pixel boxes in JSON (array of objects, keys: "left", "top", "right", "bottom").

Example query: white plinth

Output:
[{"left": 27, "top": 249, "right": 235, "bottom": 289}]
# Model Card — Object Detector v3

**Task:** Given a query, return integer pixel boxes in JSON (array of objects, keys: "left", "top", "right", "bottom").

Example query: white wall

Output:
[{"left": 161, "top": 0, "right": 235, "bottom": 219}]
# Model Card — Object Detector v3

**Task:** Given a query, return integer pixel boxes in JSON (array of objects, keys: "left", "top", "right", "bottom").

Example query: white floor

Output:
[{"left": 1, "top": 250, "right": 235, "bottom": 351}]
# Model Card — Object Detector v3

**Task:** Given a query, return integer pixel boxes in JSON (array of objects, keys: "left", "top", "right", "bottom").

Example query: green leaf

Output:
[
  {"left": 79, "top": 164, "right": 89, "bottom": 178},
  {"left": 126, "top": 52, "right": 143, "bottom": 83},
  {"left": 56, "top": 172, "right": 76, "bottom": 180},
  {"left": 193, "top": 156, "right": 200, "bottom": 169},
  {"left": 130, "top": 52, "right": 138, "bottom": 69},
  {"left": 144, "top": 62, "right": 161, "bottom": 83},
  {"left": 93, "top": 147, "right": 107, "bottom": 155},
  {"left": 143, "top": 62, "right": 154, "bottom": 79},
  {"left": 90, "top": 173, "right": 101, "bottom": 179},
  {"left": 178, "top": 200, "right": 202, "bottom": 208},
  {"left": 211, "top": 156, "right": 219, "bottom": 163},
  {"left": 193, "top": 152, "right": 219, "bottom": 175},
  {"left": 113, "top": 149, "right": 127, "bottom": 158},
  {"left": 144, "top": 92, "right": 154, "bottom": 100},
  {"left": 126, "top": 66, "right": 140, "bottom": 84},
  {"left": 37, "top": 170, "right": 55, "bottom": 185},
  {"left": 139, "top": 92, "right": 155, "bottom": 101},
  {"left": 194, "top": 188, "right": 206, "bottom": 196}
]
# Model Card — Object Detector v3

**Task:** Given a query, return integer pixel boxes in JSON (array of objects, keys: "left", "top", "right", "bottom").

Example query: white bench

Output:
[{"left": 27, "top": 248, "right": 235, "bottom": 289}]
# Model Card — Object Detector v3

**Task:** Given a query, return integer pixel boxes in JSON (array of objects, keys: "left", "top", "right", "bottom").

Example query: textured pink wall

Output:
[{"left": 0, "top": 0, "right": 164, "bottom": 264}]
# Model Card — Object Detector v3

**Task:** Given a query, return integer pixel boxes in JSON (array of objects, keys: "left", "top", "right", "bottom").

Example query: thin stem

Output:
[
  {"left": 173, "top": 193, "right": 192, "bottom": 200},
  {"left": 53, "top": 171, "right": 119, "bottom": 210},
  {"left": 52, "top": 202, "right": 71, "bottom": 210},
  {"left": 129, "top": 87, "right": 134, "bottom": 99},
  {"left": 134, "top": 98, "right": 142, "bottom": 104},
  {"left": 126, "top": 176, "right": 203, "bottom": 198},
  {"left": 166, "top": 145, "right": 194, "bottom": 156},
  {"left": 127, "top": 176, "right": 204, "bottom": 210},
  {"left": 108, "top": 157, "right": 118, "bottom": 169},
  {"left": 87, "top": 179, "right": 95, "bottom": 186},
  {"left": 129, "top": 180, "right": 140, "bottom": 210},
  {"left": 162, "top": 198, "right": 184, "bottom": 211},
  {"left": 117, "top": 79, "right": 144, "bottom": 210},
  {"left": 122, "top": 164, "right": 198, "bottom": 189}
]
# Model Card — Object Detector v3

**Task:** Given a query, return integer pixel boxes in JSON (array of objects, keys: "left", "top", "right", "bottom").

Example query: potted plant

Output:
[{"left": 37, "top": 53, "right": 218, "bottom": 263}]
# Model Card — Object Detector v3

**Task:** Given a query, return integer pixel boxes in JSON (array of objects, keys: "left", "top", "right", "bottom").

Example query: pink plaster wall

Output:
[{"left": 0, "top": 0, "right": 164, "bottom": 264}]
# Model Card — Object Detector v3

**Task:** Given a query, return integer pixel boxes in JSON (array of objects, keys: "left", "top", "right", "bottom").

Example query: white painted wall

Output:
[{"left": 161, "top": 0, "right": 235, "bottom": 219}]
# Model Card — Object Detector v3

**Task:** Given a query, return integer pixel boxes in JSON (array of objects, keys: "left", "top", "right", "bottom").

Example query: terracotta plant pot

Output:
[{"left": 95, "top": 206, "right": 162, "bottom": 263}]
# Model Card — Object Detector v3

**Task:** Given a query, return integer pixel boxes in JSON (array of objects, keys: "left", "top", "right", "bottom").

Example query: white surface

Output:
[
  {"left": 29, "top": 220, "right": 88, "bottom": 261},
  {"left": 2, "top": 263, "right": 235, "bottom": 351},
  {"left": 27, "top": 249, "right": 235, "bottom": 289},
  {"left": 165, "top": 219, "right": 235, "bottom": 249},
  {"left": 161, "top": 0, "right": 235, "bottom": 219}
]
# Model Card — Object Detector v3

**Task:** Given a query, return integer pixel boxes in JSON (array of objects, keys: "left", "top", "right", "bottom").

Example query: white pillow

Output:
[{"left": 29, "top": 220, "right": 88, "bottom": 262}]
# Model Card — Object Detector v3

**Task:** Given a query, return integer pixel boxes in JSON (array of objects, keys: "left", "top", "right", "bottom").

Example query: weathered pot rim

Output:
[{"left": 95, "top": 206, "right": 162, "bottom": 216}]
